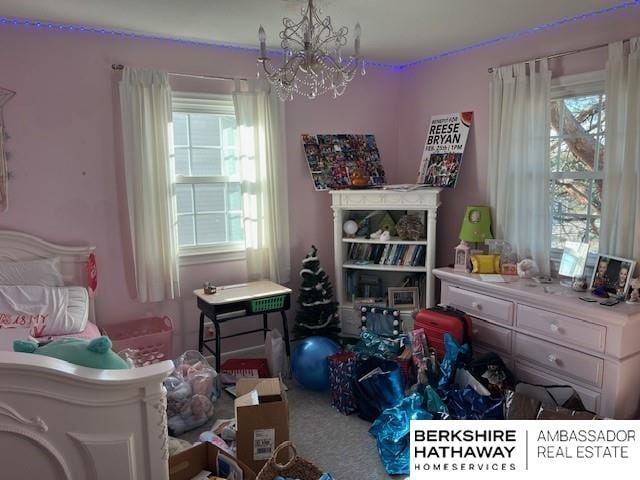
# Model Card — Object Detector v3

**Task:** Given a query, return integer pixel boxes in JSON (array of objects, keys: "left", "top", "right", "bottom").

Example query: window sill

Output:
[{"left": 179, "top": 248, "right": 246, "bottom": 266}]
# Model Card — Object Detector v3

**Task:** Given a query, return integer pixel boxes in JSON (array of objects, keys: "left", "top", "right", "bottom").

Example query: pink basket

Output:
[{"left": 101, "top": 316, "right": 173, "bottom": 366}]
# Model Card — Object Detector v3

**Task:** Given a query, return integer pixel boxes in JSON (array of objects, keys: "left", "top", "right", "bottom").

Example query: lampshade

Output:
[{"left": 459, "top": 206, "right": 493, "bottom": 243}]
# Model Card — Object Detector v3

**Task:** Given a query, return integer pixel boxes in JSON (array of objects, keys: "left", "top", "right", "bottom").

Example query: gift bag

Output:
[
  {"left": 328, "top": 351, "right": 358, "bottom": 415},
  {"left": 256, "top": 441, "right": 325, "bottom": 480},
  {"left": 265, "top": 328, "right": 288, "bottom": 378},
  {"left": 353, "top": 356, "right": 404, "bottom": 422}
]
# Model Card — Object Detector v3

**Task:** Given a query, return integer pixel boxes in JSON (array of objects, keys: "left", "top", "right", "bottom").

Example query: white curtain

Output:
[
  {"left": 233, "top": 80, "right": 290, "bottom": 283},
  {"left": 488, "top": 60, "right": 552, "bottom": 274},
  {"left": 601, "top": 37, "right": 640, "bottom": 261},
  {"left": 119, "top": 68, "right": 180, "bottom": 302}
]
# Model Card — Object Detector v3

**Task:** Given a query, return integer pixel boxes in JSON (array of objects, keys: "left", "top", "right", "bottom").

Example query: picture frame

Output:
[
  {"left": 387, "top": 287, "right": 419, "bottom": 310},
  {"left": 590, "top": 253, "right": 636, "bottom": 299}
]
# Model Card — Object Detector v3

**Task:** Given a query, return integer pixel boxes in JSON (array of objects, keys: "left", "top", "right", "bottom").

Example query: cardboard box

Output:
[
  {"left": 234, "top": 377, "right": 289, "bottom": 473},
  {"left": 169, "top": 443, "right": 256, "bottom": 480}
]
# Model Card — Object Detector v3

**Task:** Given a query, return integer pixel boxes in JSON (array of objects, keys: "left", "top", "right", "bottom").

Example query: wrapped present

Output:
[
  {"left": 353, "top": 330, "right": 402, "bottom": 360},
  {"left": 328, "top": 351, "right": 358, "bottom": 415}
]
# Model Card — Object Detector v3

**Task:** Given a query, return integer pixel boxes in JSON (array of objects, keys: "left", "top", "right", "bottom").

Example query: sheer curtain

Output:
[
  {"left": 233, "top": 80, "right": 290, "bottom": 283},
  {"left": 488, "top": 60, "right": 552, "bottom": 274},
  {"left": 601, "top": 37, "right": 640, "bottom": 261},
  {"left": 119, "top": 68, "right": 180, "bottom": 302}
]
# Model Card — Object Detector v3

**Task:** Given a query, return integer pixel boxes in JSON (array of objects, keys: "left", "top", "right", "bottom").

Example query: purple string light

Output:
[{"left": 0, "top": 0, "right": 638, "bottom": 71}]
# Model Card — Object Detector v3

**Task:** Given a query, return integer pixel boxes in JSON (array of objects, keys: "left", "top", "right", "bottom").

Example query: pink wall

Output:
[
  {"left": 1, "top": 5, "right": 639, "bottom": 355},
  {"left": 0, "top": 26, "right": 400, "bottom": 353},
  {"left": 395, "top": 6, "right": 640, "bottom": 269}
]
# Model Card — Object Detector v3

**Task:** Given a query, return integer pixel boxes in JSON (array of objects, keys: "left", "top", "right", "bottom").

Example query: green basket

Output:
[{"left": 250, "top": 295, "right": 286, "bottom": 313}]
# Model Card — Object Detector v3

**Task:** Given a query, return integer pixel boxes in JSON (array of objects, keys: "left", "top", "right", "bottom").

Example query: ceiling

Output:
[{"left": 0, "top": 0, "right": 627, "bottom": 64}]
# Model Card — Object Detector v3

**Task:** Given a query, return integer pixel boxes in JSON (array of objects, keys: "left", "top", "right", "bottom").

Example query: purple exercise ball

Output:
[{"left": 291, "top": 336, "right": 341, "bottom": 391}]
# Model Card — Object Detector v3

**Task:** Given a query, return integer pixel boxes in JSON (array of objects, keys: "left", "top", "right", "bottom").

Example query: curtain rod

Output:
[
  {"left": 111, "top": 64, "right": 248, "bottom": 82},
  {"left": 487, "top": 38, "right": 630, "bottom": 73}
]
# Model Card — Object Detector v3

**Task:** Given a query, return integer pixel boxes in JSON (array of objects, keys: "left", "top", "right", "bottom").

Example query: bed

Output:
[{"left": 0, "top": 230, "right": 174, "bottom": 479}]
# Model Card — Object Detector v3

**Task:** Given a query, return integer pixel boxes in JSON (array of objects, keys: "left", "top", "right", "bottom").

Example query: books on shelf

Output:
[{"left": 347, "top": 242, "right": 426, "bottom": 267}]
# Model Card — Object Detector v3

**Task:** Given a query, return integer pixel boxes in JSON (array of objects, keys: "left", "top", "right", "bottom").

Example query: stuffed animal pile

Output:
[{"left": 165, "top": 350, "right": 219, "bottom": 435}]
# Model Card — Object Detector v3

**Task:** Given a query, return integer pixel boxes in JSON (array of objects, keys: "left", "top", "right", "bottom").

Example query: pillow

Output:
[
  {"left": 0, "top": 257, "right": 64, "bottom": 287},
  {"left": 0, "top": 285, "right": 88, "bottom": 336},
  {"left": 471, "top": 254, "right": 501, "bottom": 274},
  {"left": 14, "top": 336, "right": 130, "bottom": 370}
]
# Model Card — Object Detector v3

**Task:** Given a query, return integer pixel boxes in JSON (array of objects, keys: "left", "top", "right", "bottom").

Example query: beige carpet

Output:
[{"left": 179, "top": 380, "right": 402, "bottom": 479}]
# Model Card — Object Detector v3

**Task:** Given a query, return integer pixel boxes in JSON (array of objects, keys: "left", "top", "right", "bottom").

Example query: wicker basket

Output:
[{"left": 256, "top": 441, "right": 323, "bottom": 480}]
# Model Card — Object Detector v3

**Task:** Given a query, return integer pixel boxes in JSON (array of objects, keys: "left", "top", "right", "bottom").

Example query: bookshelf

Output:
[{"left": 330, "top": 188, "right": 442, "bottom": 337}]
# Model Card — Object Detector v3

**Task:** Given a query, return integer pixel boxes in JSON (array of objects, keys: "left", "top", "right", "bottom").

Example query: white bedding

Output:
[{"left": 0, "top": 285, "right": 89, "bottom": 336}]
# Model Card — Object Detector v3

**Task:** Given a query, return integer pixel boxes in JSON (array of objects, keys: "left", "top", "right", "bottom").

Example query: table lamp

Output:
[{"left": 454, "top": 206, "right": 493, "bottom": 272}]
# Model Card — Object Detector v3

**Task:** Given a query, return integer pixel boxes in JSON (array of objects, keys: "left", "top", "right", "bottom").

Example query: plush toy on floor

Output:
[{"left": 13, "top": 336, "right": 130, "bottom": 370}]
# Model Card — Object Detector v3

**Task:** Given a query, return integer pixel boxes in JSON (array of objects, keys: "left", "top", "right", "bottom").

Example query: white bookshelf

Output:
[{"left": 330, "top": 188, "right": 442, "bottom": 337}]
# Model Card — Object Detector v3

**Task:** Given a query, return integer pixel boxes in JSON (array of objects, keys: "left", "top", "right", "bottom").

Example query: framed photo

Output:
[
  {"left": 590, "top": 254, "right": 636, "bottom": 298},
  {"left": 388, "top": 287, "right": 419, "bottom": 310}
]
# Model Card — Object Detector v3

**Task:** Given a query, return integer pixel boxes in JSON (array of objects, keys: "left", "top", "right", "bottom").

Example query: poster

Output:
[
  {"left": 302, "top": 134, "right": 386, "bottom": 191},
  {"left": 417, "top": 111, "right": 473, "bottom": 187}
]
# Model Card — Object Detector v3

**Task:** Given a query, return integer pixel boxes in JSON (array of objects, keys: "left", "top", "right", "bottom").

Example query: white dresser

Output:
[{"left": 433, "top": 267, "right": 640, "bottom": 419}]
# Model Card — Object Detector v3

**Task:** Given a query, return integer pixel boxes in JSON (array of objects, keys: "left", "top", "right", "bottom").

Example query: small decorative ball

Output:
[
  {"left": 315, "top": 284, "right": 323, "bottom": 291},
  {"left": 393, "top": 330, "right": 399, "bottom": 336},
  {"left": 343, "top": 219, "right": 359, "bottom": 237},
  {"left": 361, "top": 316, "right": 367, "bottom": 322},
  {"left": 371, "top": 308, "right": 376, "bottom": 314},
  {"left": 393, "top": 319, "right": 399, "bottom": 327},
  {"left": 361, "top": 326, "right": 367, "bottom": 331},
  {"left": 322, "top": 290, "right": 327, "bottom": 295},
  {"left": 361, "top": 306, "right": 367, "bottom": 312},
  {"left": 393, "top": 311, "right": 400, "bottom": 317},
  {"left": 383, "top": 310, "right": 388, "bottom": 315}
]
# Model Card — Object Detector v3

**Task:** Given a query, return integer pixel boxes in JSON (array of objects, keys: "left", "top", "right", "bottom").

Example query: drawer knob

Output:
[
  {"left": 471, "top": 301, "right": 482, "bottom": 310},
  {"left": 550, "top": 323, "right": 560, "bottom": 333},
  {"left": 547, "top": 354, "right": 558, "bottom": 364}
]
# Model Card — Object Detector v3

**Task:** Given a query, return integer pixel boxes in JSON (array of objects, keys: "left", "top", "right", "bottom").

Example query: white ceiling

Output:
[{"left": 0, "top": 0, "right": 625, "bottom": 64}]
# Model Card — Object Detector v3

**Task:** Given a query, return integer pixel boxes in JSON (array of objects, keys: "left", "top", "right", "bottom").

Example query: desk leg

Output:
[
  {"left": 214, "top": 319, "right": 221, "bottom": 373},
  {"left": 280, "top": 311, "right": 291, "bottom": 358},
  {"left": 262, "top": 313, "right": 268, "bottom": 340},
  {"left": 198, "top": 312, "right": 205, "bottom": 354}
]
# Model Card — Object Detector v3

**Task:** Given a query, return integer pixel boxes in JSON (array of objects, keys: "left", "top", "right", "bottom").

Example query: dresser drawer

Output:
[
  {"left": 514, "top": 333, "right": 603, "bottom": 387},
  {"left": 446, "top": 285, "right": 514, "bottom": 325},
  {"left": 514, "top": 362, "right": 601, "bottom": 414},
  {"left": 517, "top": 304, "right": 606, "bottom": 353},
  {"left": 471, "top": 318, "right": 512, "bottom": 354}
]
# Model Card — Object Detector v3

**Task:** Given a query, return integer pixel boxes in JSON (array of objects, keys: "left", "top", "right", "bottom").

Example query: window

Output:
[
  {"left": 171, "top": 93, "right": 244, "bottom": 260},
  {"left": 549, "top": 72, "right": 605, "bottom": 254}
]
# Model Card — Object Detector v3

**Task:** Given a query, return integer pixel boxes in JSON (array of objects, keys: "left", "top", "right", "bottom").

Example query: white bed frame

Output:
[{"left": 0, "top": 230, "right": 174, "bottom": 479}]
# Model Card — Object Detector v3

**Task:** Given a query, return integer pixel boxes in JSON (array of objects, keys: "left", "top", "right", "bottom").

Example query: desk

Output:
[{"left": 194, "top": 281, "right": 292, "bottom": 372}]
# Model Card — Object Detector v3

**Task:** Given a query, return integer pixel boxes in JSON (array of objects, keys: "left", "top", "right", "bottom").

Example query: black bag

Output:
[{"left": 467, "top": 352, "right": 515, "bottom": 396}]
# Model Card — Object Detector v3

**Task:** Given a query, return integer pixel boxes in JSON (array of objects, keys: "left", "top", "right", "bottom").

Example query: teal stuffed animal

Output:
[{"left": 14, "top": 336, "right": 130, "bottom": 370}]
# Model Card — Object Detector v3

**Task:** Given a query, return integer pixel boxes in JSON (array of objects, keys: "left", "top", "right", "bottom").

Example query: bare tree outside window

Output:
[{"left": 550, "top": 92, "right": 605, "bottom": 252}]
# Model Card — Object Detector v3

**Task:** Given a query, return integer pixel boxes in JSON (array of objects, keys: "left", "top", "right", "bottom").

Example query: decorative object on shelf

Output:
[
  {"left": 256, "top": 0, "right": 364, "bottom": 101},
  {"left": 342, "top": 219, "right": 359, "bottom": 238},
  {"left": 302, "top": 134, "right": 385, "bottom": 191},
  {"left": 396, "top": 214, "right": 424, "bottom": 241},
  {"left": 459, "top": 205, "right": 493, "bottom": 249},
  {"left": 589, "top": 253, "right": 636, "bottom": 299},
  {"left": 470, "top": 254, "right": 501, "bottom": 274},
  {"left": 388, "top": 287, "right": 419, "bottom": 310},
  {"left": 571, "top": 276, "right": 588, "bottom": 292},
  {"left": 454, "top": 240, "right": 471, "bottom": 272},
  {"left": 377, "top": 211, "right": 397, "bottom": 236},
  {"left": 379, "top": 230, "right": 391, "bottom": 242},
  {"left": 0, "top": 86, "right": 16, "bottom": 213},
  {"left": 358, "top": 305, "right": 402, "bottom": 336},
  {"left": 627, "top": 278, "right": 640, "bottom": 304},
  {"left": 417, "top": 111, "right": 473, "bottom": 187},
  {"left": 516, "top": 258, "right": 539, "bottom": 279},
  {"left": 350, "top": 169, "right": 369, "bottom": 187},
  {"left": 294, "top": 245, "right": 340, "bottom": 340},
  {"left": 290, "top": 335, "right": 341, "bottom": 391}
]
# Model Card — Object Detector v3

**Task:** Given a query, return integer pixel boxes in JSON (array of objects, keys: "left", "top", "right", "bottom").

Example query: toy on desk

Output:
[
  {"left": 203, "top": 282, "right": 216, "bottom": 295},
  {"left": 626, "top": 278, "right": 640, "bottom": 304}
]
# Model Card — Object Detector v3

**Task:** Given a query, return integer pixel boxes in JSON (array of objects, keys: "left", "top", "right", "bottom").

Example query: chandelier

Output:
[{"left": 257, "top": 0, "right": 365, "bottom": 100}]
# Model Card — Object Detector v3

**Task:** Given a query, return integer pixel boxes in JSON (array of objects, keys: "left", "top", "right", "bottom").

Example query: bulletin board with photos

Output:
[{"left": 302, "top": 134, "right": 386, "bottom": 191}]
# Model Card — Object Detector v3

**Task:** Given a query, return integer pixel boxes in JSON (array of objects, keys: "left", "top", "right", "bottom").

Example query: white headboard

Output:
[{"left": 0, "top": 230, "right": 96, "bottom": 323}]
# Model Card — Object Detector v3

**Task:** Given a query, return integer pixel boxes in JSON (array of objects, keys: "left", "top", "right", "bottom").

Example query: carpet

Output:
[{"left": 179, "top": 380, "right": 402, "bottom": 479}]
